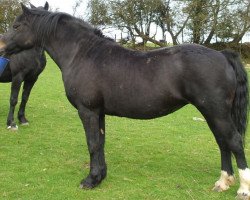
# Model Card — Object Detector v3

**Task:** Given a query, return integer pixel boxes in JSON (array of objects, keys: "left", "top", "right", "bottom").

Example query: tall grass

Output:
[{"left": 0, "top": 57, "right": 249, "bottom": 200}]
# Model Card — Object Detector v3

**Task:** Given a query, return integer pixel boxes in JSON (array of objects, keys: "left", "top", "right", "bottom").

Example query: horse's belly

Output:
[{"left": 104, "top": 99, "right": 187, "bottom": 119}]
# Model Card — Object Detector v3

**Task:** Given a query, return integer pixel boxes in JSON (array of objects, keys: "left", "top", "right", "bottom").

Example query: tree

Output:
[
  {"left": 155, "top": 0, "right": 190, "bottom": 45},
  {"left": 181, "top": 0, "right": 250, "bottom": 44},
  {"left": 111, "top": 0, "right": 165, "bottom": 46},
  {"left": 88, "top": 0, "right": 165, "bottom": 46},
  {"left": 204, "top": 0, "right": 221, "bottom": 44},
  {"left": 0, "top": 0, "right": 28, "bottom": 33},
  {"left": 72, "top": 0, "right": 83, "bottom": 16},
  {"left": 231, "top": 0, "right": 250, "bottom": 43},
  {"left": 87, "top": 0, "right": 250, "bottom": 46},
  {"left": 88, "top": 0, "right": 111, "bottom": 26}
]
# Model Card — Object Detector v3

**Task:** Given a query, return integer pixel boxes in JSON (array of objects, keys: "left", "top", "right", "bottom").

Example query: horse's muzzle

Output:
[{"left": 0, "top": 40, "right": 6, "bottom": 53}]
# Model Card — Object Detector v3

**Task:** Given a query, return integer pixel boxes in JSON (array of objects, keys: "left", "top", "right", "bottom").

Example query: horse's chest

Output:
[
  {"left": 65, "top": 85, "right": 78, "bottom": 108},
  {"left": 64, "top": 81, "right": 100, "bottom": 109}
]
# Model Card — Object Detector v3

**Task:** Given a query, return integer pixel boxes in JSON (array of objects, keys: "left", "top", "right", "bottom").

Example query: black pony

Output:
[
  {"left": 0, "top": 4, "right": 249, "bottom": 199},
  {"left": 0, "top": 2, "right": 48, "bottom": 130}
]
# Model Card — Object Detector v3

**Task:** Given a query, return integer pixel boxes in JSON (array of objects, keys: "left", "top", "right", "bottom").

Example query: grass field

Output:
[{"left": 0, "top": 56, "right": 249, "bottom": 200}]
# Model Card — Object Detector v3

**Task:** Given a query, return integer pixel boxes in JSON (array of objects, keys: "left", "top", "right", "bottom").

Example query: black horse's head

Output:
[{"left": 0, "top": 2, "right": 49, "bottom": 54}]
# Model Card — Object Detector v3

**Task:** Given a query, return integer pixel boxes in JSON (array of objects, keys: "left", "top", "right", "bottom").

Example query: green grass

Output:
[{"left": 0, "top": 57, "right": 249, "bottom": 200}]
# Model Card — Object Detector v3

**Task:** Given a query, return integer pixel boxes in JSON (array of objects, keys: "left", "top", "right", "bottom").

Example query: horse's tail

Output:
[{"left": 221, "top": 50, "right": 249, "bottom": 143}]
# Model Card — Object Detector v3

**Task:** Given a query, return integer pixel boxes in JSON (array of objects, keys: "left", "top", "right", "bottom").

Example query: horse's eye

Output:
[{"left": 13, "top": 24, "right": 20, "bottom": 30}]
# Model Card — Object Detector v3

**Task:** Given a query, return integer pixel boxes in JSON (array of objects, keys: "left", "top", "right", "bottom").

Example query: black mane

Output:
[
  {"left": 93, "top": 29, "right": 115, "bottom": 42},
  {"left": 24, "top": 8, "right": 114, "bottom": 44}
]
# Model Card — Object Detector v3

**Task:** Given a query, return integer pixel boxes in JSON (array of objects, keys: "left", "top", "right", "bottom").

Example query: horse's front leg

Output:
[
  {"left": 18, "top": 79, "right": 37, "bottom": 125},
  {"left": 7, "top": 75, "right": 23, "bottom": 130},
  {"left": 78, "top": 106, "right": 107, "bottom": 189}
]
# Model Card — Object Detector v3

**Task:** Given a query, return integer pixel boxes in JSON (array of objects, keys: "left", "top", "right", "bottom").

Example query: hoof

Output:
[
  {"left": 80, "top": 177, "right": 97, "bottom": 189},
  {"left": 213, "top": 171, "right": 235, "bottom": 192},
  {"left": 80, "top": 178, "right": 98, "bottom": 189},
  {"left": 79, "top": 174, "right": 104, "bottom": 189},
  {"left": 80, "top": 182, "right": 95, "bottom": 189},
  {"left": 20, "top": 122, "right": 29, "bottom": 126},
  {"left": 7, "top": 125, "right": 18, "bottom": 131},
  {"left": 213, "top": 184, "right": 229, "bottom": 192},
  {"left": 236, "top": 193, "right": 250, "bottom": 200}
]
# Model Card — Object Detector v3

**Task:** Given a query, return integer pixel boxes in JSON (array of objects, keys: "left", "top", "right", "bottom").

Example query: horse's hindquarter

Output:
[{"left": 176, "top": 45, "right": 236, "bottom": 107}]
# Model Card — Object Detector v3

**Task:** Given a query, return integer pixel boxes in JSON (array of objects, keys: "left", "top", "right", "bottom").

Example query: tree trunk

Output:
[{"left": 192, "top": 0, "right": 207, "bottom": 44}]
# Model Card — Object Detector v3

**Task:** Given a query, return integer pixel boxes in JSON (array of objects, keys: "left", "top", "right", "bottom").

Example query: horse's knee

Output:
[
  {"left": 87, "top": 132, "right": 104, "bottom": 154},
  {"left": 88, "top": 141, "right": 100, "bottom": 153},
  {"left": 10, "top": 97, "right": 18, "bottom": 106},
  {"left": 21, "top": 94, "right": 29, "bottom": 102}
]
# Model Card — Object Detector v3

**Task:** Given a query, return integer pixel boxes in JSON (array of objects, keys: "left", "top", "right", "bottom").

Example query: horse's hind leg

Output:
[
  {"left": 221, "top": 125, "right": 250, "bottom": 199},
  {"left": 18, "top": 79, "right": 37, "bottom": 125},
  {"left": 202, "top": 109, "right": 250, "bottom": 198},
  {"left": 202, "top": 112, "right": 235, "bottom": 192},
  {"left": 78, "top": 106, "right": 107, "bottom": 189},
  {"left": 212, "top": 137, "right": 235, "bottom": 192},
  {"left": 206, "top": 116, "right": 236, "bottom": 191}
]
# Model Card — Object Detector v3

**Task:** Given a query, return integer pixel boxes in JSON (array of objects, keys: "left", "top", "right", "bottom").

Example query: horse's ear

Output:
[
  {"left": 44, "top": 2, "right": 49, "bottom": 10},
  {"left": 21, "top": 3, "right": 31, "bottom": 15},
  {"left": 29, "top": 3, "right": 36, "bottom": 9}
]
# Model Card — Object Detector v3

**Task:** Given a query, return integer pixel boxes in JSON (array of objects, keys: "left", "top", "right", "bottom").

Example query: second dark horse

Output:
[{"left": 0, "top": 2, "right": 48, "bottom": 130}]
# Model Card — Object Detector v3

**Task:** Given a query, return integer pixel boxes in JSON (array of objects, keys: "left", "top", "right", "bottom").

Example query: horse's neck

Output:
[
  {"left": 44, "top": 46, "right": 63, "bottom": 70},
  {"left": 44, "top": 25, "right": 103, "bottom": 71},
  {"left": 44, "top": 37, "right": 71, "bottom": 70}
]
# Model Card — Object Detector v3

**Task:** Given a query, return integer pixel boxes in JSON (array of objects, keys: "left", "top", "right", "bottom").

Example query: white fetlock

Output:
[
  {"left": 7, "top": 125, "right": 18, "bottom": 131},
  {"left": 213, "top": 171, "right": 235, "bottom": 192},
  {"left": 236, "top": 191, "right": 250, "bottom": 200},
  {"left": 237, "top": 168, "right": 250, "bottom": 200}
]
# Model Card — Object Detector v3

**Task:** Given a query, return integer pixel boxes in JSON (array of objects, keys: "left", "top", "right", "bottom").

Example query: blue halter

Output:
[{"left": 0, "top": 56, "right": 9, "bottom": 76}]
